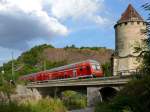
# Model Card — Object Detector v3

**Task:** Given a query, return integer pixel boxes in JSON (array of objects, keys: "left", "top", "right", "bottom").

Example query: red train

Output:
[{"left": 20, "top": 60, "right": 103, "bottom": 82}]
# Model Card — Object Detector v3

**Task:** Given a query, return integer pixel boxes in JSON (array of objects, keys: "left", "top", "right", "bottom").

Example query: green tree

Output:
[
  {"left": 142, "top": 3, "right": 150, "bottom": 74},
  {"left": 62, "top": 90, "right": 87, "bottom": 110},
  {"left": 134, "top": 3, "right": 150, "bottom": 75},
  {"left": 102, "top": 62, "right": 112, "bottom": 77}
]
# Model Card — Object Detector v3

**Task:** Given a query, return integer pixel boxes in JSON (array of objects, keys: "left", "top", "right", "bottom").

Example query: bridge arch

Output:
[{"left": 99, "top": 87, "right": 118, "bottom": 101}]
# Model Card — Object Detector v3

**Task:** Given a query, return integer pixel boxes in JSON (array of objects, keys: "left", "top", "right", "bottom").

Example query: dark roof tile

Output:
[{"left": 118, "top": 4, "right": 143, "bottom": 23}]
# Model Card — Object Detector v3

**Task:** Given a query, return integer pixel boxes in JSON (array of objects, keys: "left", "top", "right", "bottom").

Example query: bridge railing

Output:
[
  {"left": 27, "top": 75, "right": 133, "bottom": 87},
  {"left": 114, "top": 69, "right": 144, "bottom": 76}
]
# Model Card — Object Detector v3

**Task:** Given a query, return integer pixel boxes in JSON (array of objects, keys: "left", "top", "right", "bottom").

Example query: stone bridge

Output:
[{"left": 26, "top": 75, "right": 133, "bottom": 106}]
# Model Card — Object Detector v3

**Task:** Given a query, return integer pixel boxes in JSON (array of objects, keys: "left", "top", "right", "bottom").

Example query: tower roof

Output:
[{"left": 118, "top": 4, "right": 144, "bottom": 23}]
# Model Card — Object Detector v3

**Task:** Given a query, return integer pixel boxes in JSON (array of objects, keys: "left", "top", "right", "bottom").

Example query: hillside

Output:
[
  {"left": 0, "top": 44, "right": 113, "bottom": 80},
  {"left": 43, "top": 47, "right": 112, "bottom": 64}
]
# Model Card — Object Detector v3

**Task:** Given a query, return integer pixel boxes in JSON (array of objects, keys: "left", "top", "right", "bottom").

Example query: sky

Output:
[{"left": 0, "top": 0, "right": 149, "bottom": 65}]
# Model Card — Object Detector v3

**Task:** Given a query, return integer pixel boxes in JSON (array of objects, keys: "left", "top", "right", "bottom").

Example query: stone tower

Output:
[{"left": 113, "top": 4, "right": 147, "bottom": 76}]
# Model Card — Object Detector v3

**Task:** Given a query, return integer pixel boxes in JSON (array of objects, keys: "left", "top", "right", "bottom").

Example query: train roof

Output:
[
  {"left": 21, "top": 60, "right": 100, "bottom": 78},
  {"left": 46, "top": 59, "right": 99, "bottom": 72}
]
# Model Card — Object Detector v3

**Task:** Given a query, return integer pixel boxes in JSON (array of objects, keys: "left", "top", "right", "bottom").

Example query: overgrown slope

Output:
[{"left": 0, "top": 44, "right": 113, "bottom": 81}]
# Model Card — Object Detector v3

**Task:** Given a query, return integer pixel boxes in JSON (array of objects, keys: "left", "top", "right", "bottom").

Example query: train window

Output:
[
  {"left": 64, "top": 73, "right": 67, "bottom": 78},
  {"left": 86, "top": 66, "right": 90, "bottom": 70},
  {"left": 92, "top": 65, "right": 96, "bottom": 70},
  {"left": 92, "top": 65, "right": 101, "bottom": 70},
  {"left": 96, "top": 65, "right": 101, "bottom": 70},
  {"left": 80, "top": 67, "right": 83, "bottom": 71}
]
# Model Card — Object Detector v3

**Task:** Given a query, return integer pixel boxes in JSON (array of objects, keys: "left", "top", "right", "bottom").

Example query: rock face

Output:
[
  {"left": 43, "top": 48, "right": 113, "bottom": 65},
  {"left": 11, "top": 85, "right": 41, "bottom": 102},
  {"left": 14, "top": 85, "right": 41, "bottom": 102},
  {"left": 113, "top": 4, "right": 147, "bottom": 75},
  {"left": 0, "top": 85, "right": 42, "bottom": 103}
]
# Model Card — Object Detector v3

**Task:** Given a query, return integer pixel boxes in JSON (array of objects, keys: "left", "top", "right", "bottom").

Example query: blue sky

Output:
[{"left": 0, "top": 0, "right": 149, "bottom": 65}]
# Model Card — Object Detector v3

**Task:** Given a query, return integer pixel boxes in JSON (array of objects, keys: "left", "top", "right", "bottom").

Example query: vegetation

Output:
[
  {"left": 0, "top": 44, "right": 68, "bottom": 81},
  {"left": 0, "top": 98, "right": 66, "bottom": 112},
  {"left": 80, "top": 46, "right": 107, "bottom": 51},
  {"left": 0, "top": 43, "right": 112, "bottom": 82},
  {"left": 95, "top": 76, "right": 150, "bottom": 112},
  {"left": 102, "top": 62, "right": 112, "bottom": 77},
  {"left": 61, "top": 90, "right": 87, "bottom": 110},
  {"left": 0, "top": 43, "right": 111, "bottom": 111},
  {"left": 64, "top": 44, "right": 77, "bottom": 49},
  {"left": 64, "top": 44, "right": 109, "bottom": 51},
  {"left": 141, "top": 3, "right": 150, "bottom": 74}
]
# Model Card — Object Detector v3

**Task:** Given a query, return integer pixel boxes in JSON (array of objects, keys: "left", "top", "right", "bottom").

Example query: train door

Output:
[{"left": 73, "top": 70, "right": 77, "bottom": 77}]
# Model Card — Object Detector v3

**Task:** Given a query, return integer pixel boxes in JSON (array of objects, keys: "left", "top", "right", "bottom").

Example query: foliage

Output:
[
  {"left": 142, "top": 3, "right": 150, "bottom": 74},
  {"left": 0, "top": 98, "right": 66, "bottom": 112},
  {"left": 80, "top": 46, "right": 107, "bottom": 51},
  {"left": 0, "top": 43, "right": 112, "bottom": 82},
  {"left": 64, "top": 45, "right": 109, "bottom": 51},
  {"left": 19, "top": 44, "right": 54, "bottom": 66},
  {"left": 134, "top": 3, "right": 150, "bottom": 74},
  {"left": 64, "top": 44, "right": 77, "bottom": 49},
  {"left": 61, "top": 90, "right": 87, "bottom": 110},
  {"left": 0, "top": 44, "right": 68, "bottom": 81},
  {"left": 0, "top": 75, "right": 16, "bottom": 103},
  {"left": 102, "top": 62, "right": 112, "bottom": 77},
  {"left": 95, "top": 76, "right": 150, "bottom": 112}
]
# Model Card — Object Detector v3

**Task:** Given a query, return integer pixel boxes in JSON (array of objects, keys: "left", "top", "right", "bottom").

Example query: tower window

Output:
[
  {"left": 137, "top": 21, "right": 140, "bottom": 24},
  {"left": 124, "top": 22, "right": 127, "bottom": 25},
  {"left": 131, "top": 21, "right": 134, "bottom": 25}
]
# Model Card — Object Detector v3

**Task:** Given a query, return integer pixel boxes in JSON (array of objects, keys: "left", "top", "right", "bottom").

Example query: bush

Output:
[
  {"left": 102, "top": 62, "right": 112, "bottom": 77},
  {"left": 0, "top": 98, "right": 67, "bottom": 112},
  {"left": 95, "top": 76, "right": 150, "bottom": 112},
  {"left": 61, "top": 90, "right": 87, "bottom": 110}
]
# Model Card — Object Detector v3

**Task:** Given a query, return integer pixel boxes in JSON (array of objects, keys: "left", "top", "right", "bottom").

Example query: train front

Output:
[{"left": 90, "top": 61, "right": 103, "bottom": 77}]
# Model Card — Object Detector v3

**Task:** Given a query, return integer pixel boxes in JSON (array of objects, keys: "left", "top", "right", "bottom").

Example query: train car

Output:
[{"left": 19, "top": 60, "right": 103, "bottom": 82}]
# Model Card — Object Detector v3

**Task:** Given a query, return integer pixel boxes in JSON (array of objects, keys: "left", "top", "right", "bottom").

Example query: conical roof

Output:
[{"left": 118, "top": 4, "right": 144, "bottom": 23}]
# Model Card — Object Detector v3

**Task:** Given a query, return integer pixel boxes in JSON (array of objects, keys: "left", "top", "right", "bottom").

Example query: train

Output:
[{"left": 19, "top": 60, "right": 103, "bottom": 82}]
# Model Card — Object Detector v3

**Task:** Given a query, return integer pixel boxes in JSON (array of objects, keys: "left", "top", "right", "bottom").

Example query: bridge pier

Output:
[
  {"left": 87, "top": 87, "right": 102, "bottom": 106},
  {"left": 87, "top": 86, "right": 121, "bottom": 106}
]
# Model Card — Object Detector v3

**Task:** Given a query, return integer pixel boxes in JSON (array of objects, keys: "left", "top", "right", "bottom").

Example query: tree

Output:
[
  {"left": 102, "top": 62, "right": 112, "bottom": 77},
  {"left": 141, "top": 3, "right": 150, "bottom": 74},
  {"left": 134, "top": 3, "right": 150, "bottom": 75}
]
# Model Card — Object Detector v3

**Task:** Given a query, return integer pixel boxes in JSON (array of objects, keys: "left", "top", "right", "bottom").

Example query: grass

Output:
[
  {"left": 61, "top": 90, "right": 87, "bottom": 110},
  {"left": 0, "top": 98, "right": 67, "bottom": 112}
]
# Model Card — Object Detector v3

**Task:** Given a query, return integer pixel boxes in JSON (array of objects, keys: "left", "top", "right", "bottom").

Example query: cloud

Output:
[
  {"left": 0, "top": 0, "right": 111, "bottom": 50},
  {"left": 0, "top": 0, "right": 68, "bottom": 50},
  {"left": 45, "top": 0, "right": 108, "bottom": 25}
]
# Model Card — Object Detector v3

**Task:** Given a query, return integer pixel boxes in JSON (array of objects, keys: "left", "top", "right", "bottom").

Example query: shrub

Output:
[
  {"left": 61, "top": 90, "right": 87, "bottom": 110},
  {"left": 0, "top": 97, "right": 66, "bottom": 112},
  {"left": 95, "top": 76, "right": 150, "bottom": 112}
]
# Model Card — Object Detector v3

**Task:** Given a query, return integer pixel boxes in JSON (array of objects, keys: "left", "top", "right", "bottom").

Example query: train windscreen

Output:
[{"left": 92, "top": 64, "right": 101, "bottom": 70}]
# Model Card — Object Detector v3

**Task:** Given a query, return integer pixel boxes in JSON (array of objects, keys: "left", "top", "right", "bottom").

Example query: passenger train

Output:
[{"left": 20, "top": 60, "right": 103, "bottom": 82}]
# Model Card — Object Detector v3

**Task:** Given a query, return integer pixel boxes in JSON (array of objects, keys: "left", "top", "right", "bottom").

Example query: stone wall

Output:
[{"left": 113, "top": 21, "right": 146, "bottom": 76}]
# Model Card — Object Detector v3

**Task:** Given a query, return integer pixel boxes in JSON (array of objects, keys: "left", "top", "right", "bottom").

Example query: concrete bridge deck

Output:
[
  {"left": 26, "top": 75, "right": 132, "bottom": 88},
  {"left": 26, "top": 75, "right": 135, "bottom": 106}
]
